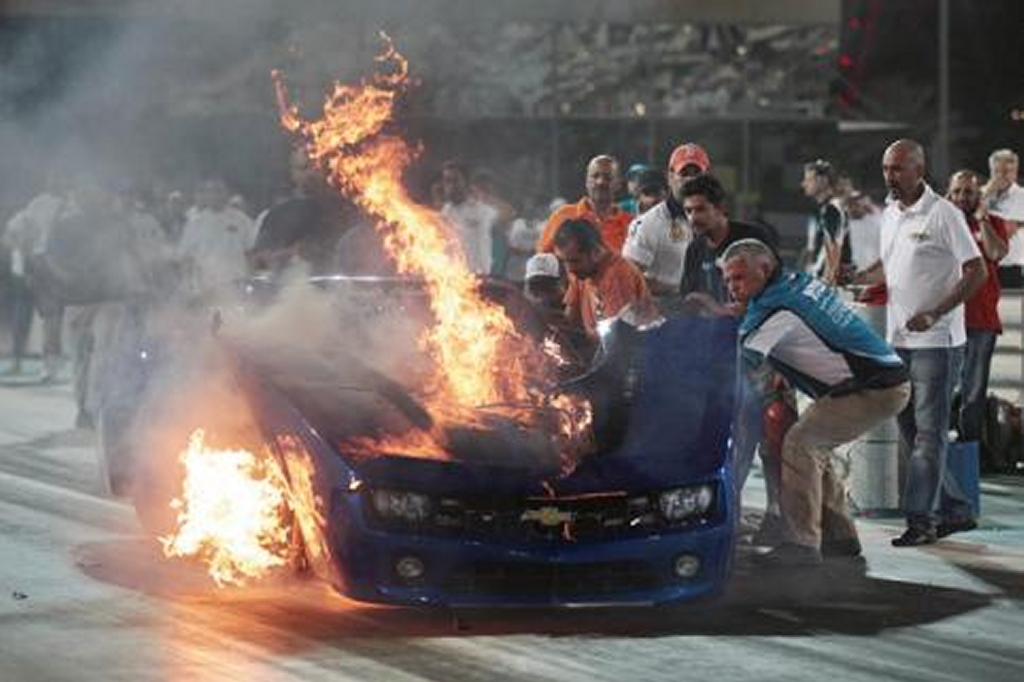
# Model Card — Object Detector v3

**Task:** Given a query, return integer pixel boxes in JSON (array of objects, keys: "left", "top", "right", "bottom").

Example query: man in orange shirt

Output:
[
  {"left": 553, "top": 218, "right": 656, "bottom": 339},
  {"left": 539, "top": 155, "right": 633, "bottom": 253}
]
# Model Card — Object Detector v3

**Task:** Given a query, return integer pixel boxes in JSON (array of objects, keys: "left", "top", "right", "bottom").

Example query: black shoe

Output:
[
  {"left": 751, "top": 513, "right": 785, "bottom": 547},
  {"left": 753, "top": 542, "right": 822, "bottom": 567},
  {"left": 891, "top": 527, "right": 937, "bottom": 547},
  {"left": 936, "top": 518, "right": 977, "bottom": 538},
  {"left": 75, "top": 410, "right": 94, "bottom": 430},
  {"left": 822, "top": 537, "right": 862, "bottom": 557}
]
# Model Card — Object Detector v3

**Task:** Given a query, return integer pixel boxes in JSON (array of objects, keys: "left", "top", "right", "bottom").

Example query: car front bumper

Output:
[{"left": 325, "top": 490, "right": 736, "bottom": 607}]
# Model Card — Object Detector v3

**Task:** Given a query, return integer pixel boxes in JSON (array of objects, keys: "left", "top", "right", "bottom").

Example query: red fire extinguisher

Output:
[{"left": 762, "top": 376, "right": 798, "bottom": 480}]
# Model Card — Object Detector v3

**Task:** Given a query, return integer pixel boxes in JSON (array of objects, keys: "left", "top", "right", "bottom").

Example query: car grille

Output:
[
  {"left": 365, "top": 488, "right": 718, "bottom": 542},
  {"left": 441, "top": 560, "right": 660, "bottom": 597}
]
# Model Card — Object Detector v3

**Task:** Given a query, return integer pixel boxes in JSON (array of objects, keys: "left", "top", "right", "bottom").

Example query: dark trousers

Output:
[
  {"left": 32, "top": 286, "right": 63, "bottom": 362},
  {"left": 998, "top": 265, "right": 1022, "bottom": 289},
  {"left": 9, "top": 276, "right": 34, "bottom": 363}
]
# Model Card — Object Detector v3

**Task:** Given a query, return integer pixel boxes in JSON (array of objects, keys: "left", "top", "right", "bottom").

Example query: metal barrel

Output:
[{"left": 847, "top": 300, "right": 901, "bottom": 513}]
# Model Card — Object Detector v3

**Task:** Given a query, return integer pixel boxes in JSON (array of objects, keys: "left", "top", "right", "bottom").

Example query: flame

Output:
[
  {"left": 272, "top": 34, "right": 535, "bottom": 415},
  {"left": 160, "top": 430, "right": 293, "bottom": 586},
  {"left": 272, "top": 35, "right": 593, "bottom": 464},
  {"left": 550, "top": 394, "right": 595, "bottom": 473},
  {"left": 341, "top": 430, "right": 448, "bottom": 461},
  {"left": 273, "top": 434, "right": 338, "bottom": 583},
  {"left": 542, "top": 334, "right": 572, "bottom": 368}
]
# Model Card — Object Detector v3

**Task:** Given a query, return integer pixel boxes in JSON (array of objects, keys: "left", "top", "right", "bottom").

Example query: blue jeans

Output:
[
  {"left": 896, "top": 347, "right": 972, "bottom": 530},
  {"left": 958, "top": 330, "right": 997, "bottom": 443}
]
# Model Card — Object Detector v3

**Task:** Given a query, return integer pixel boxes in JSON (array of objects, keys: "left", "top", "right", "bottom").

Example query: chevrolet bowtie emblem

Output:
[{"left": 521, "top": 506, "right": 574, "bottom": 527}]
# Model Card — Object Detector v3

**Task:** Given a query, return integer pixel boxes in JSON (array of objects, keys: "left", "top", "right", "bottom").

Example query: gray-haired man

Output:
[{"left": 722, "top": 239, "right": 910, "bottom": 566}]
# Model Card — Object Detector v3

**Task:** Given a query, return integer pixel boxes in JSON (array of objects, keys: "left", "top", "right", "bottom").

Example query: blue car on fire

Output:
[{"left": 126, "top": 277, "right": 739, "bottom": 606}]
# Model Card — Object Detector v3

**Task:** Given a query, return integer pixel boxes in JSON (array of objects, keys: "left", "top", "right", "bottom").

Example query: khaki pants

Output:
[{"left": 781, "top": 382, "right": 911, "bottom": 547}]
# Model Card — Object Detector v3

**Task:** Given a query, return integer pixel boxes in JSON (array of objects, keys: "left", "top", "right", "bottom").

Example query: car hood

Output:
[{"left": 347, "top": 316, "right": 738, "bottom": 497}]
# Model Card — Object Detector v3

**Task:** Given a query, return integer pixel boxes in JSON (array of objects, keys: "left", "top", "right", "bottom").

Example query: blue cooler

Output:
[{"left": 944, "top": 441, "right": 981, "bottom": 518}]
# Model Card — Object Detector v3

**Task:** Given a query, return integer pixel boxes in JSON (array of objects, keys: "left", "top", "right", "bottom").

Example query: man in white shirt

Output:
[
  {"left": 856, "top": 139, "right": 987, "bottom": 546},
  {"left": 982, "top": 148, "right": 1024, "bottom": 285},
  {"left": 439, "top": 160, "right": 498, "bottom": 276},
  {"left": 505, "top": 215, "right": 544, "bottom": 283},
  {"left": 622, "top": 143, "right": 710, "bottom": 304},
  {"left": 3, "top": 175, "right": 72, "bottom": 380},
  {"left": 844, "top": 191, "right": 883, "bottom": 271},
  {"left": 177, "top": 177, "right": 256, "bottom": 299}
]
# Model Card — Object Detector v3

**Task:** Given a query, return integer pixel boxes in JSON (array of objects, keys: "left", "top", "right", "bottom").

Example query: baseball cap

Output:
[
  {"left": 525, "top": 253, "right": 561, "bottom": 280},
  {"left": 668, "top": 143, "right": 711, "bottom": 175},
  {"left": 636, "top": 168, "right": 668, "bottom": 193},
  {"left": 625, "top": 163, "right": 650, "bottom": 180}
]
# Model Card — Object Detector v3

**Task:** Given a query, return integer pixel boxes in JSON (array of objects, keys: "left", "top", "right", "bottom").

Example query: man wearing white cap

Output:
[
  {"left": 522, "top": 252, "right": 589, "bottom": 374},
  {"left": 523, "top": 252, "right": 563, "bottom": 310},
  {"left": 622, "top": 143, "right": 710, "bottom": 307}
]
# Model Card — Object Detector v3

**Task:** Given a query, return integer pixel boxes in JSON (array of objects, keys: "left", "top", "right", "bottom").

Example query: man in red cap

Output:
[
  {"left": 668, "top": 143, "right": 711, "bottom": 180},
  {"left": 622, "top": 143, "right": 710, "bottom": 303},
  {"left": 538, "top": 155, "right": 633, "bottom": 254}
]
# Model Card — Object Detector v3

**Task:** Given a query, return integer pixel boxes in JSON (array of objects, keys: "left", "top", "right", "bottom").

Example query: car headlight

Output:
[
  {"left": 370, "top": 489, "right": 433, "bottom": 523},
  {"left": 658, "top": 484, "right": 715, "bottom": 522}
]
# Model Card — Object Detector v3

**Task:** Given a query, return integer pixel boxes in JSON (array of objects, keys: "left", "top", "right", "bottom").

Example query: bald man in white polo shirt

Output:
[{"left": 856, "top": 139, "right": 986, "bottom": 546}]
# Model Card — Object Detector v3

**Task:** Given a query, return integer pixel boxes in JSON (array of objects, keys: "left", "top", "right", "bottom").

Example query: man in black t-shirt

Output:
[
  {"left": 250, "top": 147, "right": 359, "bottom": 275},
  {"left": 678, "top": 173, "right": 779, "bottom": 311},
  {"left": 677, "top": 173, "right": 785, "bottom": 541},
  {"left": 800, "top": 159, "right": 851, "bottom": 284}
]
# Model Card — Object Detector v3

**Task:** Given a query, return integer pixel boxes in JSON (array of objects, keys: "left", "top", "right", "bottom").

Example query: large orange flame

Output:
[
  {"left": 273, "top": 434, "right": 337, "bottom": 583},
  {"left": 272, "top": 34, "right": 534, "bottom": 415},
  {"left": 160, "top": 430, "right": 293, "bottom": 586}
]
